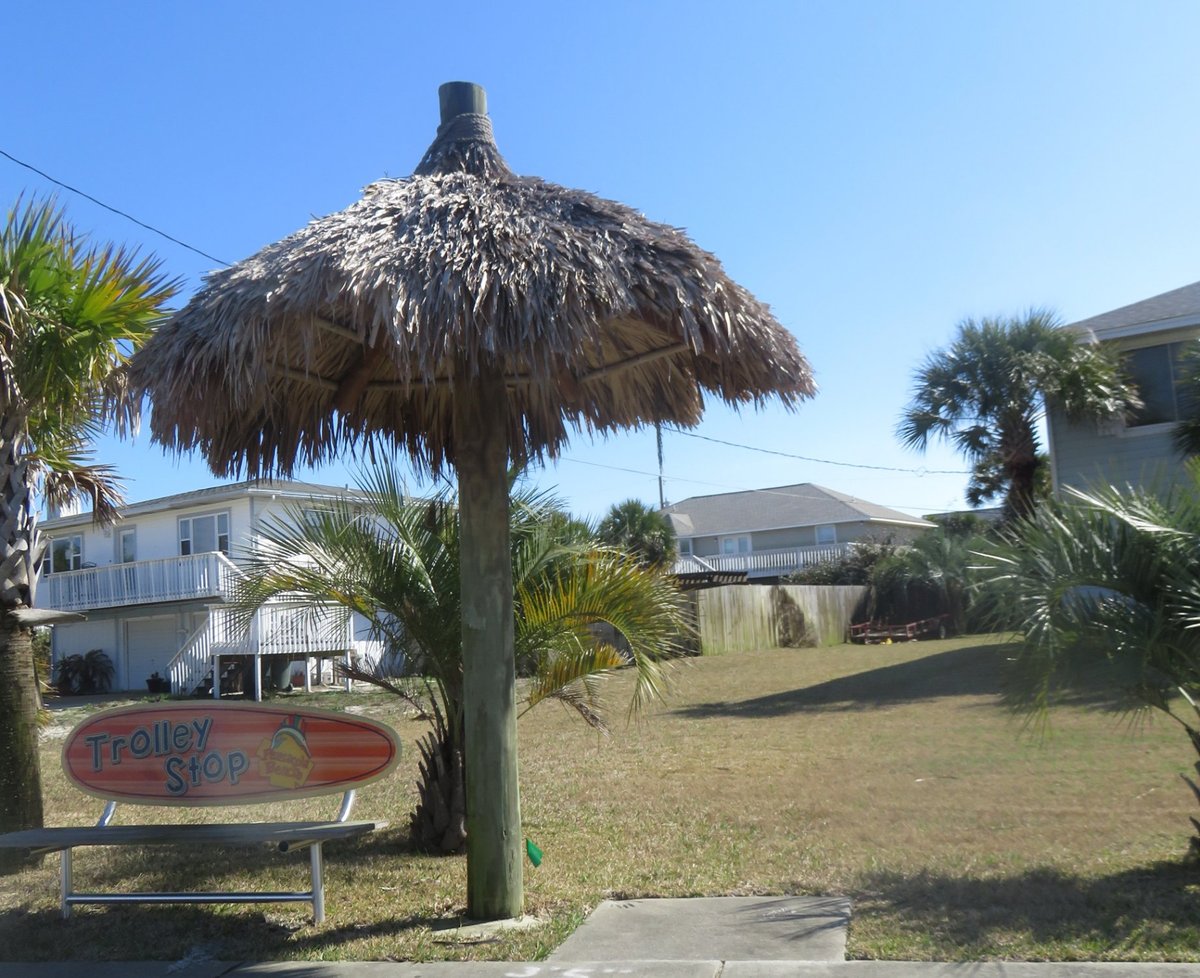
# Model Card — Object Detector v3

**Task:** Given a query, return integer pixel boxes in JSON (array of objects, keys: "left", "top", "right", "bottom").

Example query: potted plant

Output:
[{"left": 146, "top": 672, "right": 170, "bottom": 694}]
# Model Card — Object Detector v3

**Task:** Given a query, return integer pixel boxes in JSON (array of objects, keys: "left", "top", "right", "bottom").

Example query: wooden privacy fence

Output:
[{"left": 691, "top": 584, "right": 867, "bottom": 654}]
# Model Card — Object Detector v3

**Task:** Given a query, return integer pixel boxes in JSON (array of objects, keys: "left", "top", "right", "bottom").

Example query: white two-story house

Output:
[
  {"left": 37, "top": 479, "right": 383, "bottom": 698},
  {"left": 664, "top": 483, "right": 934, "bottom": 581},
  {"left": 1048, "top": 280, "right": 1200, "bottom": 496}
]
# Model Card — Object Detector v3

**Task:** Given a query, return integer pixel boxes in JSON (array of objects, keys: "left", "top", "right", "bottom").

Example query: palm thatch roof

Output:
[{"left": 129, "top": 88, "right": 814, "bottom": 477}]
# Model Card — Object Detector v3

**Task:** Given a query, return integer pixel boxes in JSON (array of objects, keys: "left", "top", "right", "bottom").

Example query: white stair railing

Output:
[
  {"left": 167, "top": 601, "right": 355, "bottom": 697},
  {"left": 167, "top": 607, "right": 251, "bottom": 696}
]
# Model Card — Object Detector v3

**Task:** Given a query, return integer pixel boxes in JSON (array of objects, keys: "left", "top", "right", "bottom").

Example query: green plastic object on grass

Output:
[{"left": 525, "top": 838, "right": 543, "bottom": 867}]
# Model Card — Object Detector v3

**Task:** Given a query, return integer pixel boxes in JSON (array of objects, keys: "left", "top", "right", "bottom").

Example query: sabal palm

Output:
[
  {"left": 597, "top": 498, "right": 676, "bottom": 569},
  {"left": 899, "top": 310, "right": 1134, "bottom": 522},
  {"left": 235, "top": 465, "right": 688, "bottom": 852},
  {"left": 976, "top": 469, "right": 1200, "bottom": 853},
  {"left": 0, "top": 198, "right": 175, "bottom": 866}
]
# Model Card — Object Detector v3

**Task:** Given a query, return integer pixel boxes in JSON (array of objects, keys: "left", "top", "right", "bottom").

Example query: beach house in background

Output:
[
  {"left": 1049, "top": 280, "right": 1200, "bottom": 496},
  {"left": 35, "top": 480, "right": 385, "bottom": 697},
  {"left": 663, "top": 483, "right": 934, "bottom": 581}
]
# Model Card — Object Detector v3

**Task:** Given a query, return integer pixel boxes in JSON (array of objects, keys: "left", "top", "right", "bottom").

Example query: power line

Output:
[
  {"left": 0, "top": 148, "right": 229, "bottom": 266},
  {"left": 557, "top": 456, "right": 952, "bottom": 516},
  {"left": 0, "top": 150, "right": 969, "bottom": 487},
  {"left": 665, "top": 426, "right": 970, "bottom": 475}
]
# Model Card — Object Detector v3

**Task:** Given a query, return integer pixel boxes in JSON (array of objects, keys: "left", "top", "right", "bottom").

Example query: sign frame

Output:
[{"left": 62, "top": 701, "right": 402, "bottom": 806}]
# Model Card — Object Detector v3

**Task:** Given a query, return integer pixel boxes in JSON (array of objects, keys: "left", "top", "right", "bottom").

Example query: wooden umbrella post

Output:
[
  {"left": 125, "top": 76, "right": 816, "bottom": 924},
  {"left": 453, "top": 361, "right": 523, "bottom": 920}
]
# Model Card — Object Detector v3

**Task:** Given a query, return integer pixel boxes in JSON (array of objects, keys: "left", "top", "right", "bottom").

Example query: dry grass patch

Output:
[{"left": 2, "top": 635, "right": 1198, "bottom": 962}]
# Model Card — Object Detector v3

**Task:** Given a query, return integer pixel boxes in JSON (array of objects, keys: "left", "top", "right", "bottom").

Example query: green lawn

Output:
[{"left": 2, "top": 634, "right": 1197, "bottom": 962}]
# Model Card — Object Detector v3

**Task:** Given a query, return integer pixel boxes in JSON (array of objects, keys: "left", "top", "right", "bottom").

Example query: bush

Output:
[
  {"left": 786, "top": 536, "right": 897, "bottom": 586},
  {"left": 53, "top": 649, "right": 114, "bottom": 695},
  {"left": 788, "top": 528, "right": 1009, "bottom": 634}
]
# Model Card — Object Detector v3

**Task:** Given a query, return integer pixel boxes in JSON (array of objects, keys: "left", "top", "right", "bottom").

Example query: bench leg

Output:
[
  {"left": 310, "top": 842, "right": 325, "bottom": 924},
  {"left": 60, "top": 849, "right": 73, "bottom": 920}
]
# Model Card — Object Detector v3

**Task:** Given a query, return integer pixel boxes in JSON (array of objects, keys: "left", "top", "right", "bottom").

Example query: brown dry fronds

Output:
[{"left": 128, "top": 93, "right": 813, "bottom": 477}]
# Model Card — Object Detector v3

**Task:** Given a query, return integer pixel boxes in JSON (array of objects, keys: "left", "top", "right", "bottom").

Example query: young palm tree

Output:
[
  {"left": 976, "top": 468, "right": 1200, "bottom": 854},
  {"left": 899, "top": 309, "right": 1136, "bottom": 523},
  {"left": 235, "top": 466, "right": 689, "bottom": 852},
  {"left": 0, "top": 198, "right": 175, "bottom": 868},
  {"left": 597, "top": 498, "right": 677, "bottom": 569}
]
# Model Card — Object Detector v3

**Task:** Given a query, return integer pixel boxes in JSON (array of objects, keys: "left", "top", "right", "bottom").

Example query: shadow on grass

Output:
[
  {"left": 0, "top": 828, "right": 459, "bottom": 962},
  {"left": 677, "top": 643, "right": 1011, "bottom": 718},
  {"left": 86, "top": 826, "right": 414, "bottom": 893},
  {"left": 851, "top": 860, "right": 1200, "bottom": 958},
  {"left": 0, "top": 901, "right": 458, "bottom": 963},
  {"left": 676, "top": 642, "right": 1140, "bottom": 719}
]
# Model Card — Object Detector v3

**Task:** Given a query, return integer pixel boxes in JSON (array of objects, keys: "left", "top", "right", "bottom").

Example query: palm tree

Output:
[
  {"left": 1171, "top": 340, "right": 1200, "bottom": 458},
  {"left": 975, "top": 468, "right": 1200, "bottom": 854},
  {"left": 899, "top": 309, "right": 1136, "bottom": 523},
  {"left": 597, "top": 498, "right": 677, "bottom": 569},
  {"left": 234, "top": 466, "right": 689, "bottom": 852},
  {"left": 0, "top": 198, "right": 175, "bottom": 869}
]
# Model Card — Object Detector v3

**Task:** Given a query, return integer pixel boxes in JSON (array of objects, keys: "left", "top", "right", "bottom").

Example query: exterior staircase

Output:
[{"left": 167, "top": 600, "right": 355, "bottom": 698}]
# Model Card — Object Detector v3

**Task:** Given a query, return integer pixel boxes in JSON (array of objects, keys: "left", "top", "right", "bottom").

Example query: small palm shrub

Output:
[
  {"left": 975, "top": 469, "right": 1200, "bottom": 856},
  {"left": 53, "top": 649, "right": 114, "bottom": 695},
  {"left": 236, "top": 466, "right": 691, "bottom": 853}
]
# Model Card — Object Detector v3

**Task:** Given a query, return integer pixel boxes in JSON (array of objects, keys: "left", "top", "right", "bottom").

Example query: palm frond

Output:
[{"left": 521, "top": 644, "right": 628, "bottom": 730}]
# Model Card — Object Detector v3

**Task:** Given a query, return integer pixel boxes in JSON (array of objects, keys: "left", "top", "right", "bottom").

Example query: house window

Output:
[
  {"left": 1124, "top": 342, "right": 1198, "bottom": 428},
  {"left": 44, "top": 535, "right": 83, "bottom": 574},
  {"left": 118, "top": 528, "right": 137, "bottom": 563},
  {"left": 720, "top": 534, "right": 751, "bottom": 555},
  {"left": 815, "top": 524, "right": 837, "bottom": 545},
  {"left": 678, "top": 538, "right": 693, "bottom": 556},
  {"left": 179, "top": 512, "right": 230, "bottom": 556}
]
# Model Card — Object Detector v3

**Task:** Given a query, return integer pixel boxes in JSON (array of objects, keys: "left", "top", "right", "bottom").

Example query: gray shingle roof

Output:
[
  {"left": 1069, "top": 280, "right": 1200, "bottom": 338},
  {"left": 661, "top": 484, "right": 933, "bottom": 538}
]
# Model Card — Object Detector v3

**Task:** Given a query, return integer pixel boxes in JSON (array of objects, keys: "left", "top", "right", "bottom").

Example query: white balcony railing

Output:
[
  {"left": 39, "top": 551, "right": 242, "bottom": 612},
  {"left": 674, "top": 543, "right": 854, "bottom": 577}
]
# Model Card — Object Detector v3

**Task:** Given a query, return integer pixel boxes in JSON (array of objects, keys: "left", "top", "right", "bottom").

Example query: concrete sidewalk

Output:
[
  {"left": 548, "top": 897, "right": 852, "bottom": 963},
  {"left": 3, "top": 897, "right": 1198, "bottom": 977},
  {"left": 4, "top": 961, "right": 1200, "bottom": 977}
]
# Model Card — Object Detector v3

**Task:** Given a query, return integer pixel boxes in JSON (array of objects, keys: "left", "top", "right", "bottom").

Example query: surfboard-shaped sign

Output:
[{"left": 62, "top": 703, "right": 401, "bottom": 805}]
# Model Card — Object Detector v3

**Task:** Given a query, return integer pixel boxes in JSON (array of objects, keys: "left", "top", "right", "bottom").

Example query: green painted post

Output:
[{"left": 453, "top": 361, "right": 523, "bottom": 920}]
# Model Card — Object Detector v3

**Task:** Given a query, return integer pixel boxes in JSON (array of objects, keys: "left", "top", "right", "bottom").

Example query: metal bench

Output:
[{"left": 0, "top": 702, "right": 401, "bottom": 923}]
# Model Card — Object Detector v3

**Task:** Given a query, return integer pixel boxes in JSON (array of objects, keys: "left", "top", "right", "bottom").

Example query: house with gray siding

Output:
[
  {"left": 663, "top": 483, "right": 934, "bottom": 580},
  {"left": 1048, "top": 280, "right": 1199, "bottom": 496}
]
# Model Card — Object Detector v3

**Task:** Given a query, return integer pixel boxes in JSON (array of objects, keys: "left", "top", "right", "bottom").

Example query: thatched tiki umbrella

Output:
[{"left": 128, "top": 82, "right": 814, "bottom": 920}]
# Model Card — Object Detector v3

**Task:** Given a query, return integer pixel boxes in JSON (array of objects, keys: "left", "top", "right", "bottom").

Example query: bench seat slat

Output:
[{"left": 0, "top": 820, "right": 385, "bottom": 852}]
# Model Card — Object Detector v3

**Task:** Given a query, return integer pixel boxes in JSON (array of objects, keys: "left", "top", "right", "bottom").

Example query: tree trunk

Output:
[
  {"left": 0, "top": 612, "right": 43, "bottom": 873},
  {"left": 453, "top": 362, "right": 523, "bottom": 920},
  {"left": 0, "top": 414, "right": 43, "bottom": 874},
  {"left": 409, "top": 727, "right": 467, "bottom": 854},
  {"left": 1002, "top": 418, "right": 1041, "bottom": 523}
]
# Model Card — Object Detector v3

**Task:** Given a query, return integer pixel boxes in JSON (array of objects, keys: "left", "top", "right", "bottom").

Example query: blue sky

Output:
[{"left": 4, "top": 1, "right": 1200, "bottom": 520}]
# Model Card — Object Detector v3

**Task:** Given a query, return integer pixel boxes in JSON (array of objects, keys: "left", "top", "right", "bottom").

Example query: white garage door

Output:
[{"left": 125, "top": 616, "right": 180, "bottom": 691}]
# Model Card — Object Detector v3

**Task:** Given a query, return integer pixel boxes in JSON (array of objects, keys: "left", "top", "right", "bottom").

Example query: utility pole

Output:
[{"left": 656, "top": 422, "right": 666, "bottom": 509}]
